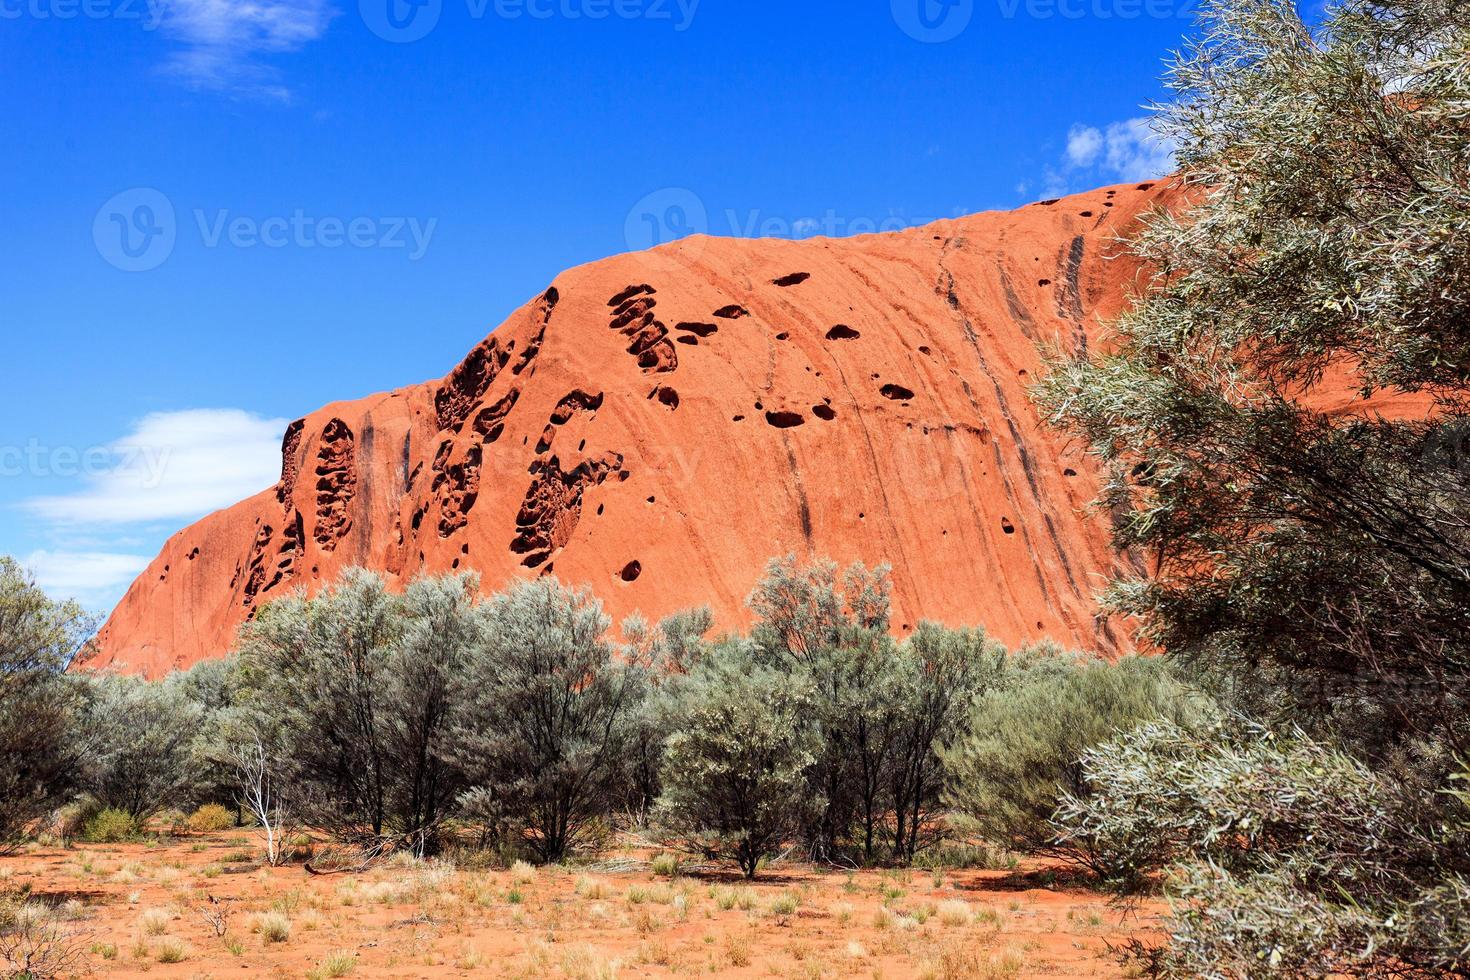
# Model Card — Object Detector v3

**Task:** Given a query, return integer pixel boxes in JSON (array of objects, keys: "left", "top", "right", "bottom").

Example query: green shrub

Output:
[
  {"left": 1058, "top": 722, "right": 1470, "bottom": 975},
  {"left": 450, "top": 578, "right": 650, "bottom": 863},
  {"left": 235, "top": 571, "right": 478, "bottom": 852},
  {"left": 940, "top": 653, "right": 1209, "bottom": 848},
  {"left": 80, "top": 808, "right": 140, "bottom": 843},
  {"left": 654, "top": 647, "right": 819, "bottom": 879},
  {"left": 186, "top": 803, "right": 234, "bottom": 833},
  {"left": 0, "top": 558, "right": 93, "bottom": 854},
  {"left": 77, "top": 673, "right": 207, "bottom": 819}
]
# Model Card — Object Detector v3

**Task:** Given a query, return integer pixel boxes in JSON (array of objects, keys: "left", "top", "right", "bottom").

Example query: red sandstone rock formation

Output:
[{"left": 92, "top": 181, "right": 1188, "bottom": 678}]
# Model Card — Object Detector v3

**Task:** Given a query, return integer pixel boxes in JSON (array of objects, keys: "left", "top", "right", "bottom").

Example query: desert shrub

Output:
[
  {"left": 234, "top": 570, "right": 478, "bottom": 852},
  {"left": 0, "top": 902, "right": 88, "bottom": 978},
  {"left": 940, "top": 654, "right": 1208, "bottom": 848},
  {"left": 186, "top": 803, "right": 235, "bottom": 833},
  {"left": 1128, "top": 858, "right": 1470, "bottom": 978},
  {"left": 1056, "top": 721, "right": 1454, "bottom": 888},
  {"left": 886, "top": 622, "right": 1005, "bottom": 861},
  {"left": 743, "top": 559, "right": 1012, "bottom": 864},
  {"left": 81, "top": 807, "right": 140, "bottom": 843},
  {"left": 76, "top": 672, "right": 206, "bottom": 819},
  {"left": 1036, "top": 0, "right": 1470, "bottom": 760},
  {"left": 616, "top": 607, "right": 715, "bottom": 822},
  {"left": 1058, "top": 722, "right": 1470, "bottom": 975},
  {"left": 450, "top": 578, "right": 649, "bottom": 863},
  {"left": 1035, "top": 0, "right": 1470, "bottom": 968},
  {"left": 654, "top": 646, "right": 819, "bottom": 878},
  {"left": 45, "top": 796, "right": 101, "bottom": 847},
  {"left": 253, "top": 910, "right": 291, "bottom": 943},
  {"left": 746, "top": 556, "right": 895, "bottom": 862},
  {"left": 173, "top": 657, "right": 244, "bottom": 807},
  {"left": 0, "top": 558, "right": 93, "bottom": 853}
]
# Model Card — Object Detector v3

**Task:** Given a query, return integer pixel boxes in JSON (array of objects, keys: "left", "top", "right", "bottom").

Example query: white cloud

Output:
[
  {"left": 23, "top": 550, "right": 152, "bottom": 607},
  {"left": 1102, "top": 117, "right": 1176, "bottom": 183},
  {"left": 26, "top": 409, "right": 288, "bottom": 526},
  {"left": 157, "top": 0, "right": 338, "bottom": 101},
  {"left": 1066, "top": 125, "right": 1104, "bottom": 168},
  {"left": 1035, "top": 116, "right": 1177, "bottom": 200}
]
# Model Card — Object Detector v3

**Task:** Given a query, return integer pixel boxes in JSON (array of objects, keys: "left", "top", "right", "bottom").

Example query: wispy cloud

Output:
[
  {"left": 26, "top": 409, "right": 288, "bottom": 527},
  {"left": 23, "top": 550, "right": 152, "bottom": 609},
  {"left": 157, "top": 0, "right": 338, "bottom": 101},
  {"left": 1040, "top": 115, "right": 1176, "bottom": 199},
  {"left": 19, "top": 408, "right": 287, "bottom": 610}
]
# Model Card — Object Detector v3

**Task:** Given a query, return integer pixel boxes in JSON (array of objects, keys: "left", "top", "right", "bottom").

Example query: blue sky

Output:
[{"left": 1, "top": 0, "right": 1190, "bottom": 610}]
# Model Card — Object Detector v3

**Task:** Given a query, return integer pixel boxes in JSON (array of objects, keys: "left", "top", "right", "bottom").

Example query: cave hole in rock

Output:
[
  {"left": 813, "top": 405, "right": 837, "bottom": 421},
  {"left": 826, "top": 324, "right": 861, "bottom": 340},
  {"left": 772, "top": 272, "right": 811, "bottom": 287},
  {"left": 619, "top": 560, "right": 642, "bottom": 583},
  {"left": 1064, "top": 468, "right": 1078, "bottom": 477},
  {"left": 649, "top": 386, "right": 680, "bottom": 410},
  {"left": 714, "top": 305, "right": 749, "bottom": 319},
  {"left": 1001, "top": 518, "right": 1016, "bottom": 535},
  {"left": 1079, "top": 211, "right": 1094, "bottom": 218},
  {"left": 775, "top": 332, "right": 790, "bottom": 341},
  {"left": 1038, "top": 279, "right": 1052, "bottom": 286},
  {"left": 609, "top": 283, "right": 655, "bottom": 307},
  {"left": 676, "top": 322, "right": 718, "bottom": 337},
  {"left": 880, "top": 384, "right": 916, "bottom": 401},
  {"left": 766, "top": 411, "right": 806, "bottom": 429}
]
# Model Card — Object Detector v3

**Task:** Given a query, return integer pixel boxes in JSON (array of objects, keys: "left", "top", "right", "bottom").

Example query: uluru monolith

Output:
[{"left": 94, "top": 182, "right": 1178, "bottom": 678}]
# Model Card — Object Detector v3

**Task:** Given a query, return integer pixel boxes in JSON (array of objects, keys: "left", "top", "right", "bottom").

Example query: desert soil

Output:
[{"left": 2, "top": 832, "right": 1162, "bottom": 978}]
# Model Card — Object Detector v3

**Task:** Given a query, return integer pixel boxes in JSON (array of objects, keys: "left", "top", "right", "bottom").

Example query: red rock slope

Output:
[{"left": 93, "top": 182, "right": 1175, "bottom": 678}]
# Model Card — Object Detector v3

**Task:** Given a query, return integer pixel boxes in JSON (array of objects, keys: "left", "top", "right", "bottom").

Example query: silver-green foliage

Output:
[
  {"left": 1057, "top": 722, "right": 1470, "bottom": 976},
  {"left": 654, "top": 645, "right": 820, "bottom": 879},
  {"left": 940, "top": 653, "right": 1209, "bottom": 850},
  {"left": 0, "top": 557, "right": 92, "bottom": 851},
  {"left": 1036, "top": 0, "right": 1470, "bottom": 748},
  {"left": 449, "top": 577, "right": 649, "bottom": 863},
  {"left": 236, "top": 569, "right": 477, "bottom": 849},
  {"left": 77, "top": 672, "right": 206, "bottom": 819}
]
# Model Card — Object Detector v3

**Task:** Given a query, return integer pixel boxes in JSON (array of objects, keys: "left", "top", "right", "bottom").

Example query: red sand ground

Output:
[{"left": 3, "top": 833, "right": 1162, "bottom": 978}]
